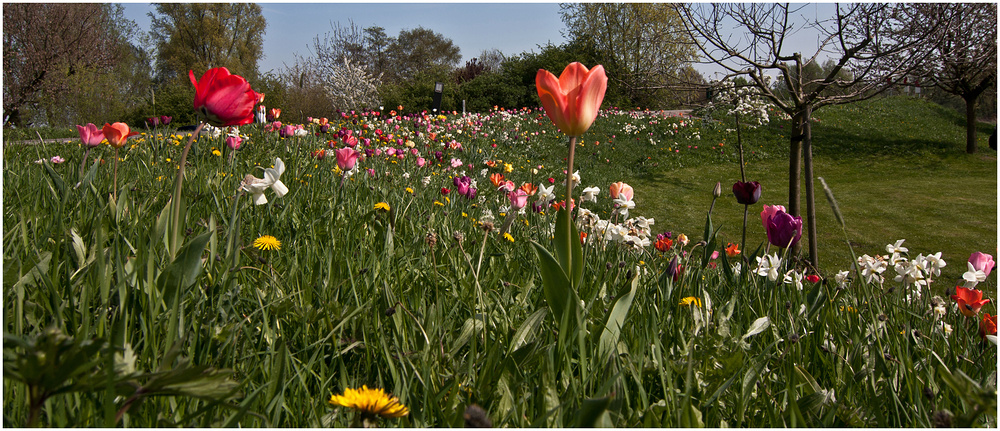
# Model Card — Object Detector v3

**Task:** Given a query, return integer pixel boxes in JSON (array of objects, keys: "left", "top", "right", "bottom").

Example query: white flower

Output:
[
  {"left": 264, "top": 158, "right": 288, "bottom": 198},
  {"left": 581, "top": 186, "right": 601, "bottom": 203},
  {"left": 422, "top": 176, "right": 432, "bottom": 187},
  {"left": 755, "top": 254, "right": 781, "bottom": 282},
  {"left": 937, "top": 321, "right": 953, "bottom": 336},
  {"left": 834, "top": 270, "right": 850, "bottom": 288},
  {"left": 885, "top": 239, "right": 908, "bottom": 255},
  {"left": 240, "top": 157, "right": 289, "bottom": 204},
  {"left": 294, "top": 128, "right": 309, "bottom": 137},
  {"left": 733, "top": 262, "right": 742, "bottom": 277},
  {"left": 962, "top": 261, "right": 987, "bottom": 288},
  {"left": 563, "top": 170, "right": 580, "bottom": 188},
  {"left": 784, "top": 270, "right": 803, "bottom": 291},
  {"left": 537, "top": 183, "right": 556, "bottom": 206},
  {"left": 613, "top": 197, "right": 635, "bottom": 218},
  {"left": 922, "top": 252, "right": 946, "bottom": 277},
  {"left": 402, "top": 172, "right": 410, "bottom": 179},
  {"left": 857, "top": 254, "right": 886, "bottom": 285}
]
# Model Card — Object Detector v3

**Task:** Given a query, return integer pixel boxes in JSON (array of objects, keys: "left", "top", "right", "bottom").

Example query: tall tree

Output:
[
  {"left": 911, "top": 3, "right": 996, "bottom": 154},
  {"left": 3, "top": 3, "right": 126, "bottom": 127},
  {"left": 388, "top": 27, "right": 461, "bottom": 83},
  {"left": 682, "top": 3, "right": 954, "bottom": 268},
  {"left": 560, "top": 3, "right": 699, "bottom": 108},
  {"left": 149, "top": 3, "right": 266, "bottom": 83}
]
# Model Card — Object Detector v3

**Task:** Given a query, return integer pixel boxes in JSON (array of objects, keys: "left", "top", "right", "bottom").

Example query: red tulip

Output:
[
  {"left": 951, "top": 286, "right": 991, "bottom": 318},
  {"left": 189, "top": 67, "right": 260, "bottom": 126},
  {"left": 76, "top": 123, "right": 105, "bottom": 147},
  {"left": 226, "top": 135, "right": 243, "bottom": 150},
  {"left": 980, "top": 313, "right": 997, "bottom": 339},
  {"left": 102, "top": 122, "right": 139, "bottom": 149},
  {"left": 732, "top": 181, "right": 762, "bottom": 205},
  {"left": 535, "top": 62, "right": 608, "bottom": 137}
]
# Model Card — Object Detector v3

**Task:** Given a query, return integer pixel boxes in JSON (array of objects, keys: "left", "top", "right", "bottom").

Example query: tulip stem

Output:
[
  {"left": 113, "top": 147, "right": 119, "bottom": 201},
  {"left": 168, "top": 122, "right": 205, "bottom": 258},
  {"left": 566, "top": 135, "right": 577, "bottom": 203},
  {"left": 741, "top": 204, "right": 749, "bottom": 261},
  {"left": 79, "top": 147, "right": 91, "bottom": 181},
  {"left": 736, "top": 112, "right": 746, "bottom": 182}
]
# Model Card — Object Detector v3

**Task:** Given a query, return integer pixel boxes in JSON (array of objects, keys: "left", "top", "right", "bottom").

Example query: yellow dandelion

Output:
[
  {"left": 679, "top": 297, "right": 702, "bottom": 307},
  {"left": 503, "top": 232, "right": 514, "bottom": 242},
  {"left": 329, "top": 385, "right": 409, "bottom": 419},
  {"left": 433, "top": 201, "right": 444, "bottom": 206},
  {"left": 253, "top": 235, "right": 281, "bottom": 251},
  {"left": 374, "top": 202, "right": 390, "bottom": 211},
  {"left": 504, "top": 163, "right": 513, "bottom": 173},
  {"left": 165, "top": 158, "right": 171, "bottom": 162},
  {"left": 405, "top": 187, "right": 414, "bottom": 194},
  {"left": 212, "top": 148, "right": 222, "bottom": 157}
]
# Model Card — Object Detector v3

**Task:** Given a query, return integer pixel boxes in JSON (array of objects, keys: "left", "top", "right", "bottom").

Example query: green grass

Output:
[{"left": 3, "top": 96, "right": 996, "bottom": 427}]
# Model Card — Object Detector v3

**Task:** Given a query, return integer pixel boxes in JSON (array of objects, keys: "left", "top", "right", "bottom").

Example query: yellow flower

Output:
[
  {"left": 503, "top": 232, "right": 514, "bottom": 242},
  {"left": 679, "top": 297, "right": 701, "bottom": 307},
  {"left": 212, "top": 148, "right": 222, "bottom": 157},
  {"left": 253, "top": 235, "right": 281, "bottom": 251},
  {"left": 405, "top": 187, "right": 414, "bottom": 194},
  {"left": 433, "top": 201, "right": 444, "bottom": 206},
  {"left": 329, "top": 385, "right": 409, "bottom": 419},
  {"left": 504, "top": 163, "right": 513, "bottom": 173},
  {"left": 374, "top": 202, "right": 390, "bottom": 211}
]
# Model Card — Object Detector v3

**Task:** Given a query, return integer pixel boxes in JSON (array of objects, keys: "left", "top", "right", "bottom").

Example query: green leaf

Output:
[
  {"left": 529, "top": 240, "right": 579, "bottom": 330},
  {"left": 742, "top": 316, "right": 770, "bottom": 340},
  {"left": 156, "top": 231, "right": 212, "bottom": 309},
  {"left": 599, "top": 273, "right": 639, "bottom": 363},
  {"left": 574, "top": 393, "right": 614, "bottom": 427},
  {"left": 553, "top": 208, "right": 583, "bottom": 289},
  {"left": 509, "top": 308, "right": 548, "bottom": 354}
]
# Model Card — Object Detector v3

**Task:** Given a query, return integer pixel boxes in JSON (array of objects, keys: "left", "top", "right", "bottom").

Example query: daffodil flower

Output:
[
  {"left": 963, "top": 261, "right": 987, "bottom": 288},
  {"left": 581, "top": 186, "right": 600, "bottom": 203},
  {"left": 264, "top": 157, "right": 288, "bottom": 197},
  {"left": 240, "top": 157, "right": 288, "bottom": 205},
  {"left": 755, "top": 254, "right": 781, "bottom": 281},
  {"left": 537, "top": 183, "right": 556, "bottom": 206}
]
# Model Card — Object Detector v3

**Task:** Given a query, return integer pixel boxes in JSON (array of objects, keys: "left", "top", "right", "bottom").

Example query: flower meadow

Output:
[{"left": 3, "top": 66, "right": 997, "bottom": 427}]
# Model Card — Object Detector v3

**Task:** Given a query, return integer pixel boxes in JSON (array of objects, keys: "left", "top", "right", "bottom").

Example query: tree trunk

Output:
[
  {"left": 802, "top": 106, "right": 819, "bottom": 270},
  {"left": 965, "top": 94, "right": 979, "bottom": 154},
  {"left": 788, "top": 111, "right": 804, "bottom": 256}
]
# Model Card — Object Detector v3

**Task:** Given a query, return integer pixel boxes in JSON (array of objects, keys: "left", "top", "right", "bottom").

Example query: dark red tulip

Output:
[{"left": 732, "top": 181, "right": 761, "bottom": 205}]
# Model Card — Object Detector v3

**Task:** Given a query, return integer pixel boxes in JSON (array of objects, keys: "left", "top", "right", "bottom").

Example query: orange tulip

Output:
[
  {"left": 519, "top": 182, "right": 538, "bottom": 196},
  {"left": 981, "top": 313, "right": 997, "bottom": 339},
  {"left": 102, "top": 122, "right": 139, "bottom": 148},
  {"left": 952, "top": 286, "right": 991, "bottom": 318},
  {"left": 725, "top": 243, "right": 741, "bottom": 257},
  {"left": 535, "top": 62, "right": 607, "bottom": 137},
  {"left": 489, "top": 173, "right": 505, "bottom": 188}
]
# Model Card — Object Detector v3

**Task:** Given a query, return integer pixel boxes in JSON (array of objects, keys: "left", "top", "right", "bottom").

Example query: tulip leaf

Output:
[
  {"left": 742, "top": 316, "right": 771, "bottom": 340},
  {"left": 156, "top": 231, "right": 212, "bottom": 309},
  {"left": 574, "top": 393, "right": 614, "bottom": 427},
  {"left": 598, "top": 272, "right": 639, "bottom": 364},
  {"left": 552, "top": 208, "right": 583, "bottom": 289},
  {"left": 509, "top": 308, "right": 548, "bottom": 354},
  {"left": 530, "top": 240, "right": 578, "bottom": 330},
  {"left": 41, "top": 160, "right": 67, "bottom": 203}
]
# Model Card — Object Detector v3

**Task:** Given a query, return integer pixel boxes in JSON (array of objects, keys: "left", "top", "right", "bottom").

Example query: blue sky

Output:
[{"left": 122, "top": 2, "right": 569, "bottom": 75}]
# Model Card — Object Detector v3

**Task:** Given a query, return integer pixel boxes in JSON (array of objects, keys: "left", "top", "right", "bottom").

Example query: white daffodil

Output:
[
  {"left": 784, "top": 270, "right": 803, "bottom": 291},
  {"left": 537, "top": 183, "right": 556, "bottom": 206},
  {"left": 581, "top": 186, "right": 601, "bottom": 203},
  {"left": 962, "top": 261, "right": 987, "bottom": 288},
  {"left": 755, "top": 254, "right": 782, "bottom": 281},
  {"left": 563, "top": 170, "right": 580, "bottom": 188},
  {"left": 885, "top": 239, "right": 908, "bottom": 255},
  {"left": 613, "top": 197, "right": 635, "bottom": 218},
  {"left": 264, "top": 157, "right": 288, "bottom": 198},
  {"left": 240, "top": 174, "right": 272, "bottom": 205},
  {"left": 923, "top": 252, "right": 946, "bottom": 278},
  {"left": 834, "top": 270, "right": 850, "bottom": 288}
]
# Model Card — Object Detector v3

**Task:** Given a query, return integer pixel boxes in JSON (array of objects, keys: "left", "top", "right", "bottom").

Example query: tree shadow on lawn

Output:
[{"left": 810, "top": 125, "right": 959, "bottom": 157}]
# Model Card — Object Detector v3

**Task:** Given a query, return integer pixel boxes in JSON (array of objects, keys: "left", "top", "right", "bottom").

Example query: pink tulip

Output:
[
  {"left": 416, "top": 157, "right": 427, "bottom": 167},
  {"left": 226, "top": 135, "right": 242, "bottom": 150},
  {"left": 189, "top": 67, "right": 260, "bottom": 126},
  {"left": 509, "top": 189, "right": 528, "bottom": 210},
  {"left": 760, "top": 204, "right": 787, "bottom": 229},
  {"left": 535, "top": 62, "right": 608, "bottom": 137},
  {"left": 609, "top": 181, "right": 634, "bottom": 201},
  {"left": 335, "top": 147, "right": 360, "bottom": 171},
  {"left": 969, "top": 252, "right": 995, "bottom": 277},
  {"left": 76, "top": 123, "right": 105, "bottom": 147}
]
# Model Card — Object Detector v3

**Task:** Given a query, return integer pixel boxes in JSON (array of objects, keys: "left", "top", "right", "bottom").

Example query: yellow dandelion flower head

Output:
[
  {"left": 329, "top": 385, "right": 409, "bottom": 419},
  {"left": 433, "top": 201, "right": 444, "bottom": 206},
  {"left": 679, "top": 297, "right": 701, "bottom": 307},
  {"left": 503, "top": 232, "right": 514, "bottom": 242},
  {"left": 212, "top": 148, "right": 222, "bottom": 157},
  {"left": 253, "top": 235, "right": 281, "bottom": 251},
  {"left": 374, "top": 202, "right": 391, "bottom": 211},
  {"left": 504, "top": 163, "right": 513, "bottom": 173},
  {"left": 405, "top": 187, "right": 414, "bottom": 194}
]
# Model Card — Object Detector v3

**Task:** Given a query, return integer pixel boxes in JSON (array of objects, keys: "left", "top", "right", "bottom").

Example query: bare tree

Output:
[
  {"left": 682, "top": 3, "right": 953, "bottom": 269},
  {"left": 3, "top": 3, "right": 122, "bottom": 126},
  {"left": 910, "top": 3, "right": 996, "bottom": 154}
]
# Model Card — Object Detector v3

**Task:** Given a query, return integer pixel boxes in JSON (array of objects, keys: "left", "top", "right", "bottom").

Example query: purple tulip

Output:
[
  {"left": 732, "top": 181, "right": 761, "bottom": 205},
  {"left": 160, "top": 115, "right": 172, "bottom": 125},
  {"left": 765, "top": 210, "right": 803, "bottom": 249}
]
